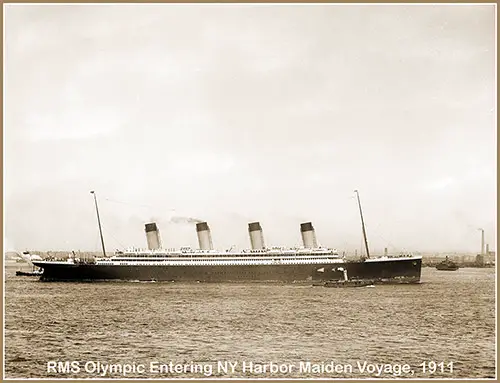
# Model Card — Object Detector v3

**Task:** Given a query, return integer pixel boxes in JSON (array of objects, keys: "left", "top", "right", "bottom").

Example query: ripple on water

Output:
[{"left": 4, "top": 268, "right": 496, "bottom": 379}]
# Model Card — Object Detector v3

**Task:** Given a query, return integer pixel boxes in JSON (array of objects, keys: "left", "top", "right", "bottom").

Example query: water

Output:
[{"left": 4, "top": 266, "right": 496, "bottom": 379}]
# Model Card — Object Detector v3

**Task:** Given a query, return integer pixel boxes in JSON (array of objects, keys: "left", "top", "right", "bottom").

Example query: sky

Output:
[{"left": 4, "top": 4, "right": 496, "bottom": 254}]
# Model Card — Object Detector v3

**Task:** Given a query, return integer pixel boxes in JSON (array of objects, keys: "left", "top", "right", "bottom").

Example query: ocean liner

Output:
[{"left": 32, "top": 191, "right": 422, "bottom": 283}]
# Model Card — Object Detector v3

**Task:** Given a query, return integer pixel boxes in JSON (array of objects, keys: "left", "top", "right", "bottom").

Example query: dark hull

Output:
[
  {"left": 15, "top": 270, "right": 43, "bottom": 277},
  {"left": 33, "top": 258, "right": 421, "bottom": 283},
  {"left": 313, "top": 258, "right": 421, "bottom": 284}
]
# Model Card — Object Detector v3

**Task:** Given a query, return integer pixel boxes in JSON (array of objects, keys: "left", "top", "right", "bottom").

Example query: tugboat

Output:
[
  {"left": 16, "top": 268, "right": 43, "bottom": 277},
  {"left": 15, "top": 251, "right": 44, "bottom": 276},
  {"left": 323, "top": 267, "right": 375, "bottom": 288},
  {"left": 324, "top": 279, "right": 375, "bottom": 288},
  {"left": 435, "top": 256, "right": 459, "bottom": 271}
]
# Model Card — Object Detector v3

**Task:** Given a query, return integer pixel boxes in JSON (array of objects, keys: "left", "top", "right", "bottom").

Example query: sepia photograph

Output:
[{"left": 3, "top": 3, "right": 496, "bottom": 380}]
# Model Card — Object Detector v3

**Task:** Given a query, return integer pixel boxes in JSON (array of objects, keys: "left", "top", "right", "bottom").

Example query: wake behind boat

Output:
[{"left": 31, "top": 191, "right": 422, "bottom": 284}]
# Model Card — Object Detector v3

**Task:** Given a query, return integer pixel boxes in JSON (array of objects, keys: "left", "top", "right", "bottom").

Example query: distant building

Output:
[{"left": 476, "top": 252, "right": 495, "bottom": 266}]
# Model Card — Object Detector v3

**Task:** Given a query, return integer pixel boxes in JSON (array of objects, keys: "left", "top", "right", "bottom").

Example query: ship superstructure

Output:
[{"left": 32, "top": 192, "right": 422, "bottom": 283}]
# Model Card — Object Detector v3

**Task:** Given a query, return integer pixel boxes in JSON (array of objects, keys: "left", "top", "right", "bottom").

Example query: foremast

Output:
[
  {"left": 90, "top": 191, "right": 107, "bottom": 257},
  {"left": 354, "top": 190, "right": 370, "bottom": 259}
]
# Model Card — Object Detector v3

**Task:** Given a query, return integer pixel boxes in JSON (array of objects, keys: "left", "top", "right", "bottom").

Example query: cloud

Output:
[{"left": 4, "top": 4, "right": 495, "bottom": 253}]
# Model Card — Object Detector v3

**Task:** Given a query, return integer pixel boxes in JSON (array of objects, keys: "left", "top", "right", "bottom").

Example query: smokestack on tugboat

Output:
[
  {"left": 300, "top": 222, "right": 318, "bottom": 249},
  {"left": 248, "top": 222, "right": 265, "bottom": 249},
  {"left": 145, "top": 223, "right": 161, "bottom": 250},
  {"left": 196, "top": 222, "right": 213, "bottom": 250}
]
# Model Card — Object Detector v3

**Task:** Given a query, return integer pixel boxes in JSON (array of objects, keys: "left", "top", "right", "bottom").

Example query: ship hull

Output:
[
  {"left": 313, "top": 258, "right": 422, "bottom": 284},
  {"left": 33, "top": 258, "right": 421, "bottom": 283}
]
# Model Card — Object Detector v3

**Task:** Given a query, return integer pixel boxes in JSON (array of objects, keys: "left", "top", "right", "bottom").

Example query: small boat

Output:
[
  {"left": 435, "top": 256, "right": 459, "bottom": 271},
  {"left": 322, "top": 265, "right": 375, "bottom": 288},
  {"left": 324, "top": 279, "right": 375, "bottom": 288},
  {"left": 16, "top": 269, "right": 43, "bottom": 277}
]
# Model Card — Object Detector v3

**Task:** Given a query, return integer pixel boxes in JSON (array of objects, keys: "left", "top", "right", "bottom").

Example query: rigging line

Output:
[
  {"left": 103, "top": 198, "right": 155, "bottom": 209},
  {"left": 103, "top": 197, "right": 175, "bottom": 211},
  {"left": 374, "top": 233, "right": 400, "bottom": 252},
  {"left": 100, "top": 225, "right": 127, "bottom": 249},
  {"left": 364, "top": 222, "right": 401, "bottom": 252}
]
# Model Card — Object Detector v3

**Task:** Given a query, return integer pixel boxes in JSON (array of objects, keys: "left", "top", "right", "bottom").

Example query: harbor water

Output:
[{"left": 4, "top": 266, "right": 496, "bottom": 379}]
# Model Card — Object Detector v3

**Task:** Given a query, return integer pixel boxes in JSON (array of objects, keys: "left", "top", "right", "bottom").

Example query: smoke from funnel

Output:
[{"left": 170, "top": 216, "right": 204, "bottom": 224}]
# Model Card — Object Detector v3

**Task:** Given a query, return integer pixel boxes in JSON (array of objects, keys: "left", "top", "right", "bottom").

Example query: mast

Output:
[
  {"left": 90, "top": 191, "right": 106, "bottom": 257},
  {"left": 354, "top": 190, "right": 370, "bottom": 259}
]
